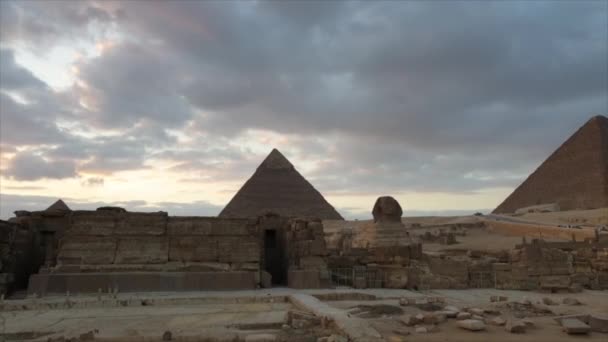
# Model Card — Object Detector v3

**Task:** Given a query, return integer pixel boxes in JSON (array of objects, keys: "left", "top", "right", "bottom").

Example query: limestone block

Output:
[
  {"left": 69, "top": 212, "right": 116, "bottom": 235},
  {"left": 489, "top": 317, "right": 506, "bottom": 326},
  {"left": 261, "top": 271, "right": 272, "bottom": 288},
  {"left": 58, "top": 236, "right": 117, "bottom": 264},
  {"left": 169, "top": 236, "right": 217, "bottom": 262},
  {"left": 115, "top": 212, "right": 167, "bottom": 235},
  {"left": 167, "top": 217, "right": 212, "bottom": 235},
  {"left": 589, "top": 314, "right": 608, "bottom": 333},
  {"left": 456, "top": 312, "right": 472, "bottom": 320},
  {"left": 561, "top": 318, "right": 590, "bottom": 334},
  {"left": 400, "top": 315, "right": 418, "bottom": 326},
  {"left": 115, "top": 237, "right": 168, "bottom": 264},
  {"left": 505, "top": 320, "right": 526, "bottom": 333},
  {"left": 299, "top": 256, "right": 327, "bottom": 271},
  {"left": 384, "top": 267, "right": 408, "bottom": 288},
  {"left": 218, "top": 236, "right": 260, "bottom": 263},
  {"left": 288, "top": 269, "right": 322, "bottom": 289},
  {"left": 457, "top": 319, "right": 485, "bottom": 331},
  {"left": 540, "top": 276, "right": 570, "bottom": 290},
  {"left": 562, "top": 297, "right": 582, "bottom": 305},
  {"left": 310, "top": 238, "right": 327, "bottom": 256},
  {"left": 210, "top": 219, "right": 251, "bottom": 236}
]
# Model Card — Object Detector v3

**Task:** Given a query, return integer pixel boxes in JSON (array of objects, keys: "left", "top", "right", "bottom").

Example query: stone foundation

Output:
[{"left": 27, "top": 271, "right": 257, "bottom": 295}]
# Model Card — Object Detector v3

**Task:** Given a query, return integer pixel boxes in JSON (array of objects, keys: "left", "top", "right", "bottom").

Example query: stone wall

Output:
[
  {"left": 283, "top": 218, "right": 330, "bottom": 288},
  {"left": 324, "top": 220, "right": 608, "bottom": 291},
  {"left": 494, "top": 238, "right": 608, "bottom": 291},
  {"left": 0, "top": 220, "right": 37, "bottom": 295},
  {"left": 54, "top": 211, "right": 261, "bottom": 274},
  {"left": 325, "top": 220, "right": 423, "bottom": 289}
]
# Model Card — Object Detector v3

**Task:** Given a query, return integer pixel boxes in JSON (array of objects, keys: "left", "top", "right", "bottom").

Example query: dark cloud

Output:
[
  {"left": 0, "top": 0, "right": 606, "bottom": 203},
  {"left": 4, "top": 151, "right": 77, "bottom": 181},
  {"left": 0, "top": 1, "right": 116, "bottom": 47},
  {"left": 0, "top": 48, "right": 47, "bottom": 90}
]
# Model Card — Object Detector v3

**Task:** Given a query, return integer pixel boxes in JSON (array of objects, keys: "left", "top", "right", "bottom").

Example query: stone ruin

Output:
[
  {"left": 4, "top": 207, "right": 333, "bottom": 296},
  {"left": 1, "top": 146, "right": 607, "bottom": 297},
  {"left": 2, "top": 193, "right": 607, "bottom": 297}
]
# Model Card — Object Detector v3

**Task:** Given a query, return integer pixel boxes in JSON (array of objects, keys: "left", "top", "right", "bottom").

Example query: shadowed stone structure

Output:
[
  {"left": 219, "top": 149, "right": 343, "bottom": 220},
  {"left": 494, "top": 115, "right": 608, "bottom": 214}
]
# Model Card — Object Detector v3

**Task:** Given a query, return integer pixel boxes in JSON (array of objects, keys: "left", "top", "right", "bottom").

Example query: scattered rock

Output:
[
  {"left": 561, "top": 318, "right": 591, "bottom": 335},
  {"left": 427, "top": 325, "right": 440, "bottom": 333},
  {"left": 292, "top": 318, "right": 313, "bottom": 329},
  {"left": 281, "top": 324, "right": 290, "bottom": 330},
  {"left": 468, "top": 308, "right": 484, "bottom": 316},
  {"left": 415, "top": 326, "right": 428, "bottom": 334},
  {"left": 436, "top": 310, "right": 458, "bottom": 318},
  {"left": 489, "top": 317, "right": 506, "bottom": 326},
  {"left": 542, "top": 297, "right": 558, "bottom": 306},
  {"left": 456, "top": 312, "right": 472, "bottom": 320},
  {"left": 562, "top": 297, "right": 581, "bottom": 305},
  {"left": 589, "top": 314, "right": 608, "bottom": 333},
  {"left": 434, "top": 313, "right": 447, "bottom": 323},
  {"left": 490, "top": 296, "right": 498, "bottom": 302},
  {"left": 423, "top": 313, "right": 437, "bottom": 324},
  {"left": 444, "top": 305, "right": 460, "bottom": 312},
  {"left": 245, "top": 333, "right": 278, "bottom": 342},
  {"left": 505, "top": 320, "right": 526, "bottom": 333},
  {"left": 79, "top": 331, "right": 95, "bottom": 341},
  {"left": 400, "top": 315, "right": 418, "bottom": 326},
  {"left": 499, "top": 296, "right": 508, "bottom": 302},
  {"left": 483, "top": 308, "right": 500, "bottom": 315},
  {"left": 162, "top": 331, "right": 172, "bottom": 341},
  {"left": 522, "top": 318, "right": 535, "bottom": 328},
  {"left": 316, "top": 338, "right": 328, "bottom": 342},
  {"left": 392, "top": 328, "right": 410, "bottom": 336},
  {"left": 326, "top": 335, "right": 347, "bottom": 342},
  {"left": 472, "top": 315, "right": 484, "bottom": 321},
  {"left": 386, "top": 335, "right": 406, "bottom": 342},
  {"left": 398, "top": 297, "right": 407, "bottom": 306},
  {"left": 414, "top": 313, "right": 425, "bottom": 322},
  {"left": 457, "top": 319, "right": 486, "bottom": 331}
]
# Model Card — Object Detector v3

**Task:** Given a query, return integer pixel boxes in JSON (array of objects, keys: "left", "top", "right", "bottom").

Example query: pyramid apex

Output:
[
  {"left": 46, "top": 199, "right": 70, "bottom": 212},
  {"left": 259, "top": 148, "right": 294, "bottom": 170},
  {"left": 587, "top": 114, "right": 608, "bottom": 125}
]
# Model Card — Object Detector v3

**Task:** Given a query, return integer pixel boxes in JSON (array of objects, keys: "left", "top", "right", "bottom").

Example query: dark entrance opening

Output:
[{"left": 264, "top": 229, "right": 285, "bottom": 285}]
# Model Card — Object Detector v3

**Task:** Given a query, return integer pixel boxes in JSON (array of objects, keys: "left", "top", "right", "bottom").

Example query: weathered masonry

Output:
[{"left": 12, "top": 207, "right": 329, "bottom": 295}]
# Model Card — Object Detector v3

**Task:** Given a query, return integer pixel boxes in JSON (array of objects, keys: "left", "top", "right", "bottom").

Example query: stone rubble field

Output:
[{"left": 1, "top": 288, "right": 607, "bottom": 342}]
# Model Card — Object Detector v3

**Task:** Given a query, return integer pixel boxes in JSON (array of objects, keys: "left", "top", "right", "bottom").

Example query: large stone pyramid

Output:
[
  {"left": 219, "top": 149, "right": 344, "bottom": 219},
  {"left": 493, "top": 115, "right": 608, "bottom": 214}
]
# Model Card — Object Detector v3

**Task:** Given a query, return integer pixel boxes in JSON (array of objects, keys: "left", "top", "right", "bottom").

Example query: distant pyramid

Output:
[
  {"left": 219, "top": 149, "right": 344, "bottom": 219},
  {"left": 493, "top": 115, "right": 608, "bottom": 214},
  {"left": 45, "top": 199, "right": 71, "bottom": 212}
]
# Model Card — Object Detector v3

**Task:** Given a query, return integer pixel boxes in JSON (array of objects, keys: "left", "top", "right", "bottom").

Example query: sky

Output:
[{"left": 0, "top": 0, "right": 607, "bottom": 220}]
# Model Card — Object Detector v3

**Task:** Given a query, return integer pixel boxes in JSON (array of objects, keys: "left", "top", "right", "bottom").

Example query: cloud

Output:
[
  {"left": 4, "top": 151, "right": 77, "bottom": 181},
  {"left": 0, "top": 0, "right": 606, "bottom": 210},
  {"left": 81, "top": 177, "right": 104, "bottom": 187},
  {"left": 0, "top": 193, "right": 222, "bottom": 219}
]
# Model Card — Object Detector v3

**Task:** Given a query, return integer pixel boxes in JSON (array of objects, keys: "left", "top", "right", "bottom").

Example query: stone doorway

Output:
[{"left": 263, "top": 229, "right": 286, "bottom": 285}]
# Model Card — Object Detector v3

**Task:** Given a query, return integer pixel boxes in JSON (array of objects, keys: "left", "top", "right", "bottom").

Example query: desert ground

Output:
[
  {"left": 1, "top": 288, "right": 607, "bottom": 342},
  {"left": 2, "top": 208, "right": 606, "bottom": 342}
]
